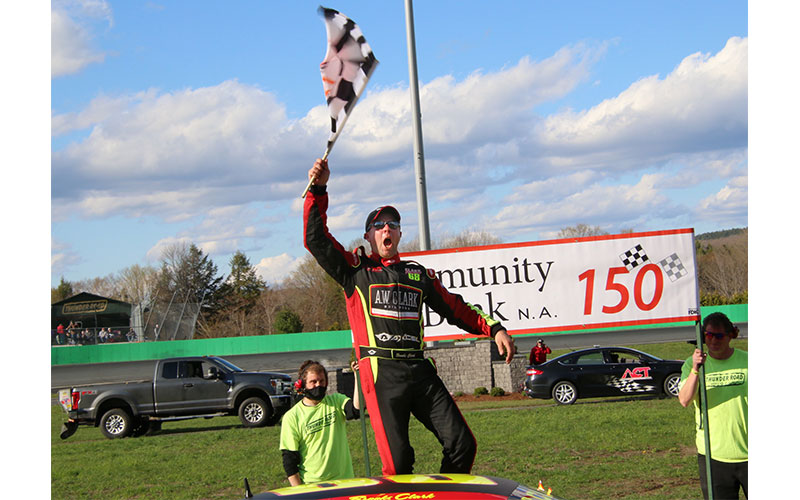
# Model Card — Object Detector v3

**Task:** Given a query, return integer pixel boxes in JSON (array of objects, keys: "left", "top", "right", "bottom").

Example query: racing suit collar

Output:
[{"left": 369, "top": 252, "right": 401, "bottom": 267}]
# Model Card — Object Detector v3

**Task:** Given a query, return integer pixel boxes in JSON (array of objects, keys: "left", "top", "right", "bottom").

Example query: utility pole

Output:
[{"left": 404, "top": 0, "right": 431, "bottom": 251}]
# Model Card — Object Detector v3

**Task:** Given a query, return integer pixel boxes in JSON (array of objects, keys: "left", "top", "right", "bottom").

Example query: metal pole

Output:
[
  {"left": 695, "top": 321, "right": 714, "bottom": 500},
  {"left": 157, "top": 290, "right": 177, "bottom": 341},
  {"left": 354, "top": 366, "right": 371, "bottom": 477},
  {"left": 171, "top": 288, "right": 192, "bottom": 341},
  {"left": 691, "top": 231, "right": 713, "bottom": 499},
  {"left": 404, "top": 0, "right": 431, "bottom": 251},
  {"left": 143, "top": 289, "right": 159, "bottom": 340}
]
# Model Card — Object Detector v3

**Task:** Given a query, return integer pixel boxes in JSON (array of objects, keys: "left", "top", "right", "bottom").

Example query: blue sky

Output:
[{"left": 49, "top": 0, "right": 750, "bottom": 288}]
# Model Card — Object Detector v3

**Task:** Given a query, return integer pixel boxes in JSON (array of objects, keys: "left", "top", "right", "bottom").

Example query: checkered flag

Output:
[
  {"left": 619, "top": 244, "right": 649, "bottom": 271},
  {"left": 303, "top": 6, "right": 378, "bottom": 198},
  {"left": 659, "top": 253, "right": 688, "bottom": 282},
  {"left": 319, "top": 6, "right": 378, "bottom": 152}
]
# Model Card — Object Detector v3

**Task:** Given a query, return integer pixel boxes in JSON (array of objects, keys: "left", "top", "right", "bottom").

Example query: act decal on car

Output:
[
  {"left": 244, "top": 474, "right": 563, "bottom": 500},
  {"left": 621, "top": 367, "right": 652, "bottom": 380},
  {"left": 609, "top": 366, "right": 657, "bottom": 393}
]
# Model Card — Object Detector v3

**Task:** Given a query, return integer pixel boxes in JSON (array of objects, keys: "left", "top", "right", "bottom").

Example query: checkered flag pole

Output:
[{"left": 302, "top": 6, "right": 379, "bottom": 198}]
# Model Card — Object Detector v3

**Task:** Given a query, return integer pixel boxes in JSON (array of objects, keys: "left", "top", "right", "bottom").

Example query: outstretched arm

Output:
[
  {"left": 493, "top": 329, "right": 516, "bottom": 364},
  {"left": 303, "top": 158, "right": 360, "bottom": 290}
]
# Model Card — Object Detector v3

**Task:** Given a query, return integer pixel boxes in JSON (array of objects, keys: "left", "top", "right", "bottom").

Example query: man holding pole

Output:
[
  {"left": 679, "top": 312, "right": 748, "bottom": 499},
  {"left": 303, "top": 158, "right": 516, "bottom": 475}
]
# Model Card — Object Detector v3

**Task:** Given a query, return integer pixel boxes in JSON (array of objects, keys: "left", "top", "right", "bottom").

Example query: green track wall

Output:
[
  {"left": 51, "top": 304, "right": 747, "bottom": 366},
  {"left": 51, "top": 330, "right": 353, "bottom": 365}
]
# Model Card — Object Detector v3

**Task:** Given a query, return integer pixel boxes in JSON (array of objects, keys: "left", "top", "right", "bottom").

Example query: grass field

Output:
[{"left": 51, "top": 340, "right": 747, "bottom": 499}]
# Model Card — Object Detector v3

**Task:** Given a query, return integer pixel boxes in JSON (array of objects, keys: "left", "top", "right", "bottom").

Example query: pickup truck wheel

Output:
[
  {"left": 100, "top": 408, "right": 133, "bottom": 439},
  {"left": 239, "top": 397, "right": 271, "bottom": 428}
]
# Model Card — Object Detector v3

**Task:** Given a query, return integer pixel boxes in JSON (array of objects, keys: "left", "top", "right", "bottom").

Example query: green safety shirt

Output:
[
  {"left": 680, "top": 348, "right": 748, "bottom": 462},
  {"left": 279, "top": 392, "right": 354, "bottom": 483}
]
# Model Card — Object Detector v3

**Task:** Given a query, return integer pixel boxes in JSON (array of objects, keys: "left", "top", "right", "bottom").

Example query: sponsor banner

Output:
[{"left": 405, "top": 228, "right": 699, "bottom": 340}]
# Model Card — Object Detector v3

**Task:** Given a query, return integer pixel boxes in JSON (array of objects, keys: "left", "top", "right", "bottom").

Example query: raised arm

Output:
[{"left": 303, "top": 158, "right": 360, "bottom": 289}]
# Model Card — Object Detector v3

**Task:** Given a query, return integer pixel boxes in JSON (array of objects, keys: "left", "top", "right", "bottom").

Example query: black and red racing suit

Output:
[{"left": 304, "top": 184, "right": 505, "bottom": 475}]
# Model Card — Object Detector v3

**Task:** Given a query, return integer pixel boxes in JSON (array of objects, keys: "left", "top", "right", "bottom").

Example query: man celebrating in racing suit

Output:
[{"left": 304, "top": 158, "right": 516, "bottom": 476}]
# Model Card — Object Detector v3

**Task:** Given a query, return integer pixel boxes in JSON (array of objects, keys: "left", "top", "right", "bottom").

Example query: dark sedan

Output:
[{"left": 524, "top": 346, "right": 684, "bottom": 405}]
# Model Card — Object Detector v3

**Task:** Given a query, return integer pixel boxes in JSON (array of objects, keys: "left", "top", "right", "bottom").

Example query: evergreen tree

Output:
[
  {"left": 51, "top": 277, "right": 74, "bottom": 303},
  {"left": 226, "top": 250, "right": 267, "bottom": 306},
  {"left": 157, "top": 243, "right": 224, "bottom": 317},
  {"left": 273, "top": 308, "right": 304, "bottom": 334}
]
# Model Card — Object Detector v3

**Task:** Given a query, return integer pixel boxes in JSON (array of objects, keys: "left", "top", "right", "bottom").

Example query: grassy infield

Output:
[{"left": 51, "top": 340, "right": 747, "bottom": 499}]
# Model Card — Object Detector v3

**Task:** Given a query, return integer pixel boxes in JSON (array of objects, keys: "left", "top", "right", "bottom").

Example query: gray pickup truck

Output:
[{"left": 58, "top": 356, "right": 294, "bottom": 439}]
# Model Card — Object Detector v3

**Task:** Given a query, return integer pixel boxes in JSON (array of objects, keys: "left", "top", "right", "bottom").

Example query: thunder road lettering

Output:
[
  {"left": 705, "top": 371, "right": 746, "bottom": 388},
  {"left": 306, "top": 410, "right": 337, "bottom": 435}
]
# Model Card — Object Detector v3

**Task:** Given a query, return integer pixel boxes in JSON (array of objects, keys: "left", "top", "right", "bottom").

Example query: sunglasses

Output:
[
  {"left": 370, "top": 220, "right": 401, "bottom": 230},
  {"left": 704, "top": 331, "right": 727, "bottom": 340}
]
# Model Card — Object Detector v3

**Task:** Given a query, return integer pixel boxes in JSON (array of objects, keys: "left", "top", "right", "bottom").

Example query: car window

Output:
[
  {"left": 178, "top": 361, "right": 204, "bottom": 378},
  {"left": 574, "top": 352, "right": 605, "bottom": 365},
  {"left": 605, "top": 350, "right": 642, "bottom": 364},
  {"left": 162, "top": 362, "right": 178, "bottom": 379},
  {"left": 201, "top": 360, "right": 220, "bottom": 379}
]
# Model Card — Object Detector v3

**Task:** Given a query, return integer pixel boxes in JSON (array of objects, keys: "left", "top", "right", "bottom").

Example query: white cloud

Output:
[
  {"left": 489, "top": 174, "right": 671, "bottom": 238},
  {"left": 255, "top": 253, "right": 301, "bottom": 286},
  {"left": 142, "top": 205, "right": 272, "bottom": 263},
  {"left": 697, "top": 175, "right": 748, "bottom": 224},
  {"left": 530, "top": 36, "right": 748, "bottom": 173},
  {"left": 51, "top": 238, "right": 82, "bottom": 275},
  {"left": 52, "top": 36, "right": 748, "bottom": 280},
  {"left": 51, "top": 0, "right": 112, "bottom": 77},
  {"left": 145, "top": 236, "right": 193, "bottom": 263}
]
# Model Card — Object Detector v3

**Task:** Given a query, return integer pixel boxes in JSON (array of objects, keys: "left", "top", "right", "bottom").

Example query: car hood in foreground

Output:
[{"left": 245, "top": 474, "right": 563, "bottom": 499}]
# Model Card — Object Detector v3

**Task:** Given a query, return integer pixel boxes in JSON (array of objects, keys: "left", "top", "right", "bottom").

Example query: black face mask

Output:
[{"left": 305, "top": 385, "right": 327, "bottom": 401}]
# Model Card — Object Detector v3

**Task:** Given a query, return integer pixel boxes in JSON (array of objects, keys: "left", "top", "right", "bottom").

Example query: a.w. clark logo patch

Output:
[{"left": 370, "top": 283, "right": 422, "bottom": 320}]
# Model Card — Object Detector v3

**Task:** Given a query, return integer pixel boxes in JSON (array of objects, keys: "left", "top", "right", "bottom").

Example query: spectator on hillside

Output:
[
  {"left": 678, "top": 312, "right": 748, "bottom": 499},
  {"left": 529, "top": 338, "right": 552, "bottom": 365}
]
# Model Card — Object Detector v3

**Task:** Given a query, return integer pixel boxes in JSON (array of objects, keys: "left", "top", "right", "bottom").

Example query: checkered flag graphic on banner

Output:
[
  {"left": 659, "top": 253, "right": 688, "bottom": 282},
  {"left": 619, "top": 244, "right": 649, "bottom": 271}
]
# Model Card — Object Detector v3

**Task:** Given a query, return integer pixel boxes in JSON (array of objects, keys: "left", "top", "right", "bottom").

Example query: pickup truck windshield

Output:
[{"left": 212, "top": 357, "right": 244, "bottom": 373}]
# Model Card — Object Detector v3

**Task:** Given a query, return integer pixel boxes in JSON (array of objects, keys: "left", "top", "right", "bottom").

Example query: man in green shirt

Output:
[
  {"left": 279, "top": 360, "right": 361, "bottom": 485},
  {"left": 679, "top": 312, "right": 747, "bottom": 499}
]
